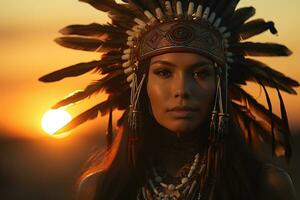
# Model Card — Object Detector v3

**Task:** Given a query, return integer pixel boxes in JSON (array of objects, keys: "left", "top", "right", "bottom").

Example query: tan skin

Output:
[{"left": 147, "top": 52, "right": 297, "bottom": 199}]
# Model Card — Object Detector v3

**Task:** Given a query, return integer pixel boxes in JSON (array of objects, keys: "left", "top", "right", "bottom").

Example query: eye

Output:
[
  {"left": 153, "top": 68, "right": 172, "bottom": 78},
  {"left": 193, "top": 69, "right": 212, "bottom": 79}
]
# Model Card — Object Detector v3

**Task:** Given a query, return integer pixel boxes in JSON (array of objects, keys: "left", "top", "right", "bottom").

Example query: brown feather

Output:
[
  {"left": 52, "top": 71, "right": 124, "bottom": 109},
  {"left": 229, "top": 42, "right": 292, "bottom": 57},
  {"left": 238, "top": 19, "right": 277, "bottom": 40},
  {"left": 39, "top": 60, "right": 101, "bottom": 82},
  {"left": 59, "top": 23, "right": 126, "bottom": 38},
  {"left": 225, "top": 7, "right": 256, "bottom": 31},
  {"left": 55, "top": 37, "right": 126, "bottom": 52}
]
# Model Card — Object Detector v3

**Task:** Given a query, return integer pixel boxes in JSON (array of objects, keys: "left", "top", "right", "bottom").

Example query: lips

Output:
[{"left": 167, "top": 106, "right": 200, "bottom": 118}]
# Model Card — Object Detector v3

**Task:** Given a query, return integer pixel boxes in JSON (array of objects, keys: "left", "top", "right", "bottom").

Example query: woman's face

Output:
[{"left": 147, "top": 52, "right": 216, "bottom": 134}]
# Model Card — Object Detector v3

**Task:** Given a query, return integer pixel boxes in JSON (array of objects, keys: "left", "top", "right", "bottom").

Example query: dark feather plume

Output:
[
  {"left": 214, "top": 0, "right": 230, "bottom": 16},
  {"left": 52, "top": 71, "right": 124, "bottom": 109},
  {"left": 225, "top": 7, "right": 256, "bottom": 31},
  {"left": 229, "top": 42, "right": 292, "bottom": 57},
  {"left": 39, "top": 61, "right": 101, "bottom": 82},
  {"left": 79, "top": 0, "right": 136, "bottom": 17},
  {"left": 220, "top": 0, "right": 240, "bottom": 21},
  {"left": 55, "top": 37, "right": 125, "bottom": 52},
  {"left": 54, "top": 97, "right": 115, "bottom": 134},
  {"left": 239, "top": 19, "right": 277, "bottom": 40},
  {"left": 231, "top": 58, "right": 298, "bottom": 94},
  {"left": 59, "top": 23, "right": 126, "bottom": 38}
]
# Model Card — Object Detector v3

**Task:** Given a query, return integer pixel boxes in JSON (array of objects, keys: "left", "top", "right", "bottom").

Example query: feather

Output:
[
  {"left": 225, "top": 7, "right": 256, "bottom": 31},
  {"left": 229, "top": 42, "right": 292, "bottom": 57},
  {"left": 39, "top": 60, "right": 101, "bottom": 82},
  {"left": 52, "top": 71, "right": 124, "bottom": 109},
  {"left": 54, "top": 97, "right": 116, "bottom": 134},
  {"left": 239, "top": 19, "right": 277, "bottom": 40},
  {"left": 79, "top": 0, "right": 136, "bottom": 18},
  {"left": 106, "top": 107, "right": 114, "bottom": 148},
  {"left": 230, "top": 84, "right": 283, "bottom": 130},
  {"left": 231, "top": 58, "right": 299, "bottom": 94},
  {"left": 59, "top": 23, "right": 126, "bottom": 38},
  {"left": 214, "top": 0, "right": 230, "bottom": 16},
  {"left": 276, "top": 87, "right": 292, "bottom": 161},
  {"left": 55, "top": 37, "right": 126, "bottom": 52},
  {"left": 220, "top": 0, "right": 240, "bottom": 21},
  {"left": 258, "top": 82, "right": 275, "bottom": 155},
  {"left": 232, "top": 102, "right": 273, "bottom": 144}
]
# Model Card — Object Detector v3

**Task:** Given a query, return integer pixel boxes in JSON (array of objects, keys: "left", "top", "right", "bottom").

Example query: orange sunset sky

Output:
[{"left": 1, "top": 0, "right": 300, "bottom": 139}]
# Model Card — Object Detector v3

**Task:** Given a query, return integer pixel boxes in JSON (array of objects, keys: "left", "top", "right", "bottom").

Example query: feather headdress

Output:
[{"left": 40, "top": 0, "right": 298, "bottom": 169}]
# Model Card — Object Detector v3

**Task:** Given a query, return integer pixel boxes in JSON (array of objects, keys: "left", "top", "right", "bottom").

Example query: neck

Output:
[{"left": 150, "top": 123, "right": 207, "bottom": 177}]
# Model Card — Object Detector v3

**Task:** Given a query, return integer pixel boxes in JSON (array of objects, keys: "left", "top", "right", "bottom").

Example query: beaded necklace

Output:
[{"left": 137, "top": 153, "right": 206, "bottom": 200}]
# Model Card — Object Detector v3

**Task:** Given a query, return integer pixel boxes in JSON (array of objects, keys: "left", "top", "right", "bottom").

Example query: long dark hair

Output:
[{"left": 77, "top": 60, "right": 263, "bottom": 200}]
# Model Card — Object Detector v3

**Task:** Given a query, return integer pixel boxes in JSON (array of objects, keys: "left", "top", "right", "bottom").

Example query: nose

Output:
[{"left": 173, "top": 73, "right": 192, "bottom": 99}]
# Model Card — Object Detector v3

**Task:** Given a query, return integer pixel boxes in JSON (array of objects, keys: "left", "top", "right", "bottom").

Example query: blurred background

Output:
[{"left": 0, "top": 0, "right": 300, "bottom": 199}]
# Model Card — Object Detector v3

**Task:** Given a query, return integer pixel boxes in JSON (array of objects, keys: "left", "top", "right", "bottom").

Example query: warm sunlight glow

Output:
[{"left": 41, "top": 109, "right": 72, "bottom": 136}]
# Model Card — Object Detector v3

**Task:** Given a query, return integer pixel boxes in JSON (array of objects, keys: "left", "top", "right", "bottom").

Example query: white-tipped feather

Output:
[
  {"left": 213, "top": 18, "right": 222, "bottom": 28},
  {"left": 195, "top": 5, "right": 203, "bottom": 19},
  {"left": 123, "top": 49, "right": 131, "bottom": 54},
  {"left": 208, "top": 12, "right": 216, "bottom": 23},
  {"left": 122, "top": 54, "right": 130, "bottom": 60},
  {"left": 122, "top": 61, "right": 130, "bottom": 68},
  {"left": 124, "top": 67, "right": 133, "bottom": 74},
  {"left": 223, "top": 32, "right": 231, "bottom": 39},
  {"left": 227, "top": 57, "right": 234, "bottom": 63},
  {"left": 127, "top": 36, "right": 133, "bottom": 42},
  {"left": 188, "top": 2, "right": 195, "bottom": 17},
  {"left": 126, "top": 30, "right": 134, "bottom": 36},
  {"left": 176, "top": 1, "right": 183, "bottom": 16},
  {"left": 202, "top": 7, "right": 210, "bottom": 19},
  {"left": 134, "top": 18, "right": 146, "bottom": 27},
  {"left": 165, "top": 1, "right": 173, "bottom": 16},
  {"left": 155, "top": 8, "right": 164, "bottom": 21},
  {"left": 144, "top": 10, "right": 157, "bottom": 25},
  {"left": 126, "top": 40, "right": 133, "bottom": 46},
  {"left": 127, "top": 73, "right": 134, "bottom": 82},
  {"left": 219, "top": 26, "right": 227, "bottom": 33},
  {"left": 226, "top": 52, "right": 233, "bottom": 57}
]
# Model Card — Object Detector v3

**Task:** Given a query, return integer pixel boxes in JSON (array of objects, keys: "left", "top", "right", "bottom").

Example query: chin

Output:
[{"left": 167, "top": 121, "right": 199, "bottom": 134}]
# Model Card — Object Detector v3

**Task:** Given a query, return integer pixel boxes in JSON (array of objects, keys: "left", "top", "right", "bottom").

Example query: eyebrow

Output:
[{"left": 150, "top": 60, "right": 213, "bottom": 68}]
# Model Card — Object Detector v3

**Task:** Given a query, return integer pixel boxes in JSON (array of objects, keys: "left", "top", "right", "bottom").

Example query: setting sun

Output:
[{"left": 41, "top": 109, "right": 72, "bottom": 136}]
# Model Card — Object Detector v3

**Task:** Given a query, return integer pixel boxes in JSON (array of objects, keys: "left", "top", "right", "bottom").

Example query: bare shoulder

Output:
[
  {"left": 257, "top": 163, "right": 297, "bottom": 200},
  {"left": 76, "top": 171, "right": 105, "bottom": 200}
]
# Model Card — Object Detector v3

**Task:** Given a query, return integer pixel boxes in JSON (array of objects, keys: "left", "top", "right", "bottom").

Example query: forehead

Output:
[{"left": 149, "top": 52, "right": 214, "bottom": 68}]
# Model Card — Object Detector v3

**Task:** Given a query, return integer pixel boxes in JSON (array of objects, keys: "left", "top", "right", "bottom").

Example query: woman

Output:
[{"left": 39, "top": 0, "right": 297, "bottom": 199}]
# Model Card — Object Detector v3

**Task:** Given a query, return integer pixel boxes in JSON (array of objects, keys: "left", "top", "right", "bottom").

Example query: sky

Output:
[{"left": 0, "top": 0, "right": 300, "bottom": 139}]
